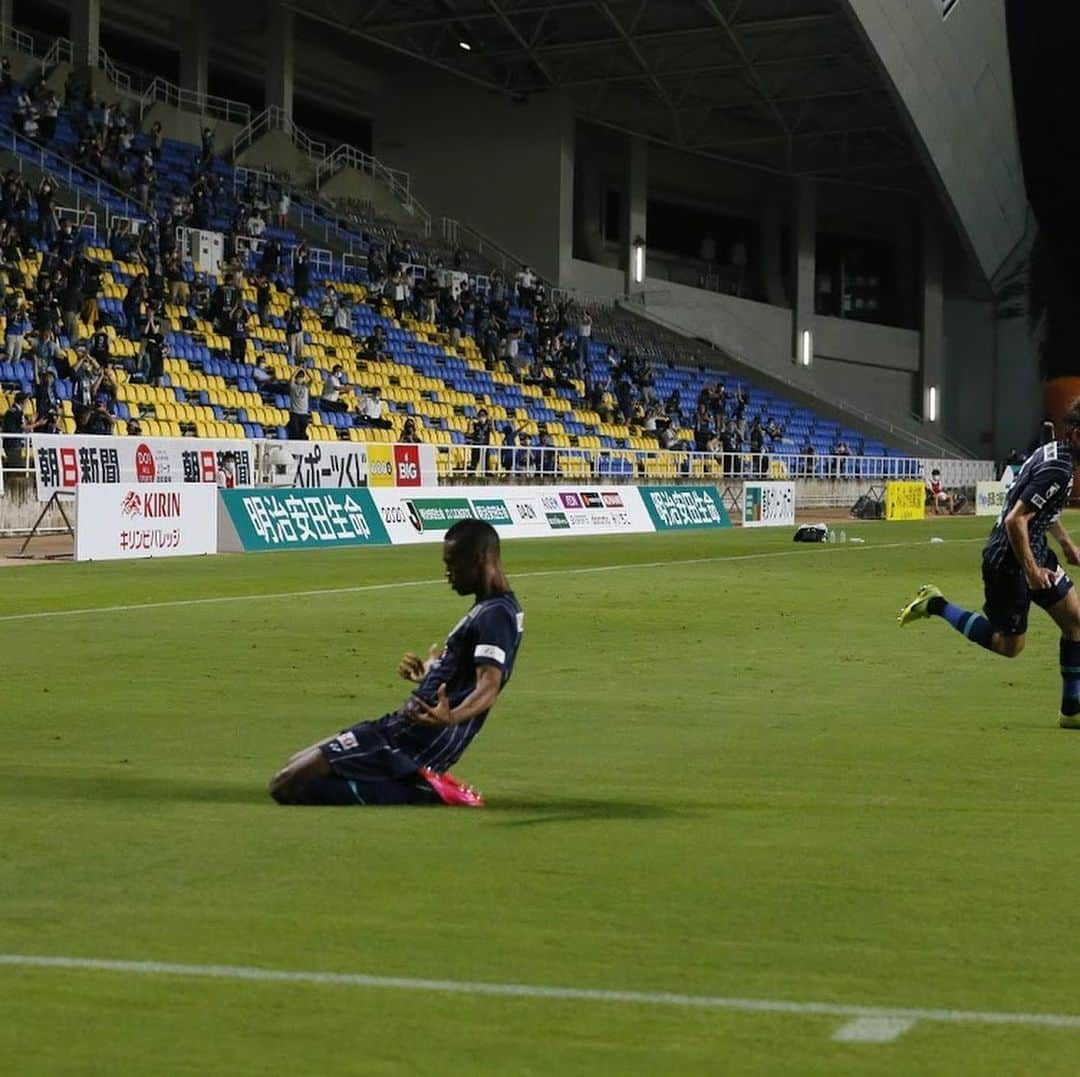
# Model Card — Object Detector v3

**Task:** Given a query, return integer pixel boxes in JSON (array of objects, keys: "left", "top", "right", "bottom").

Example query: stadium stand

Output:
[{"left": 1, "top": 47, "right": 919, "bottom": 483}]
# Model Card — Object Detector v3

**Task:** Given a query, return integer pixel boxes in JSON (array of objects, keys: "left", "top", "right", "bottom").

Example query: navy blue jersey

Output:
[
  {"left": 984, "top": 442, "right": 1074, "bottom": 570},
  {"left": 377, "top": 591, "right": 524, "bottom": 772}
]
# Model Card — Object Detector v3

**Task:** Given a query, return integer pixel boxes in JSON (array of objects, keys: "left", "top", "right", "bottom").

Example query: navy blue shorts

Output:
[
  {"left": 982, "top": 550, "right": 1074, "bottom": 637},
  {"left": 314, "top": 721, "right": 437, "bottom": 805}
]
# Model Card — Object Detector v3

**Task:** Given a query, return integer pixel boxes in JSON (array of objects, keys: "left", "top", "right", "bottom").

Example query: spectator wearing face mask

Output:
[{"left": 288, "top": 368, "right": 311, "bottom": 440}]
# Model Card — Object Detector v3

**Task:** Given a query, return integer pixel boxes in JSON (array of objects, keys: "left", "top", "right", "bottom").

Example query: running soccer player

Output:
[
  {"left": 899, "top": 401, "right": 1080, "bottom": 727},
  {"left": 269, "top": 519, "right": 524, "bottom": 805}
]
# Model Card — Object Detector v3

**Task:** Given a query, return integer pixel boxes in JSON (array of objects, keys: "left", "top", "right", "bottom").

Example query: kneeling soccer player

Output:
[
  {"left": 269, "top": 519, "right": 523, "bottom": 806},
  {"left": 898, "top": 399, "right": 1080, "bottom": 727}
]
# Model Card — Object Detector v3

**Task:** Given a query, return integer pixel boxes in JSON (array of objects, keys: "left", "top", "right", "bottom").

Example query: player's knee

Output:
[
  {"left": 268, "top": 767, "right": 298, "bottom": 804},
  {"left": 998, "top": 635, "right": 1025, "bottom": 658}
]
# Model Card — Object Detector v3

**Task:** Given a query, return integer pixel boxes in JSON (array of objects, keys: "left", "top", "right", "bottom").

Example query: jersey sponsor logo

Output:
[
  {"left": 475, "top": 644, "right": 506, "bottom": 664},
  {"left": 1031, "top": 493, "right": 1046, "bottom": 509},
  {"left": 338, "top": 730, "right": 358, "bottom": 749}
]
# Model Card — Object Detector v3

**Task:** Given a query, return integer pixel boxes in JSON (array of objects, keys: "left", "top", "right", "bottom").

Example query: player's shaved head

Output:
[{"left": 445, "top": 518, "right": 501, "bottom": 562}]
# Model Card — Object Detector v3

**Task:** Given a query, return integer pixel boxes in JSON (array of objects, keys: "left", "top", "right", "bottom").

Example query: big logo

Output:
[{"left": 393, "top": 444, "right": 421, "bottom": 487}]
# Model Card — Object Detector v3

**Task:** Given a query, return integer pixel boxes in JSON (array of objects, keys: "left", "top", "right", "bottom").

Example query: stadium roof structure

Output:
[{"left": 290, "top": 0, "right": 925, "bottom": 192}]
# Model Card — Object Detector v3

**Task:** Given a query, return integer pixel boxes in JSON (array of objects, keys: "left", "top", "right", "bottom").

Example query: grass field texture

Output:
[{"left": 4, "top": 517, "right": 1080, "bottom": 1075}]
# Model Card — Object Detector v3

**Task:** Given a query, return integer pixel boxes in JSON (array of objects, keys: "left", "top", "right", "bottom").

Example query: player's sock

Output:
[
  {"left": 932, "top": 599, "right": 995, "bottom": 650},
  {"left": 1060, "top": 639, "right": 1080, "bottom": 716}
]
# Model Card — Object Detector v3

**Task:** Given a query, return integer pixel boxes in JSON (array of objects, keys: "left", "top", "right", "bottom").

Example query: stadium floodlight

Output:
[
  {"left": 459, "top": 40, "right": 472, "bottom": 51},
  {"left": 927, "top": 385, "right": 939, "bottom": 422},
  {"left": 799, "top": 329, "right": 812, "bottom": 367},
  {"left": 632, "top": 236, "right": 645, "bottom": 284}
]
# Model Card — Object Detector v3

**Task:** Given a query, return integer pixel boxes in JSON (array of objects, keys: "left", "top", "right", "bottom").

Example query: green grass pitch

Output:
[{"left": 4, "top": 516, "right": 1080, "bottom": 1075}]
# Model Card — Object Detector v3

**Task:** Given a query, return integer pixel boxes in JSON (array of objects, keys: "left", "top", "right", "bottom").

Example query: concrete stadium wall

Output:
[
  {"left": 375, "top": 83, "right": 574, "bottom": 284},
  {"left": 236, "top": 129, "right": 316, "bottom": 187},
  {"left": 319, "top": 167, "right": 416, "bottom": 229},
  {"left": 845, "top": 0, "right": 1026, "bottom": 281},
  {"left": 0, "top": 476, "right": 73, "bottom": 536},
  {"left": 140, "top": 103, "right": 243, "bottom": 158},
  {"left": 564, "top": 263, "right": 926, "bottom": 431}
]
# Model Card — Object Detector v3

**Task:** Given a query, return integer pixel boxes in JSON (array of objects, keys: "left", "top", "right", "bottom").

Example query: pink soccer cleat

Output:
[{"left": 419, "top": 768, "right": 486, "bottom": 807}]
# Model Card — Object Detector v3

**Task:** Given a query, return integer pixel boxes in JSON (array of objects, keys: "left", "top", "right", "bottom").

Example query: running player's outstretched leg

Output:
[
  {"left": 1043, "top": 586, "right": 1080, "bottom": 726},
  {"left": 897, "top": 583, "right": 1015, "bottom": 654}
]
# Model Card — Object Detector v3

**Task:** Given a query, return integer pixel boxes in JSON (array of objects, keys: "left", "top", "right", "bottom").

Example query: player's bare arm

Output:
[
  {"left": 1050, "top": 520, "right": 1080, "bottom": 565},
  {"left": 409, "top": 665, "right": 502, "bottom": 727},
  {"left": 1005, "top": 501, "right": 1056, "bottom": 590}
]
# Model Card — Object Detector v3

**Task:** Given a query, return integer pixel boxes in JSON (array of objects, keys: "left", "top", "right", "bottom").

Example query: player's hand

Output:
[
  {"left": 397, "top": 652, "right": 425, "bottom": 682},
  {"left": 397, "top": 643, "right": 440, "bottom": 683},
  {"left": 1027, "top": 567, "right": 1057, "bottom": 592},
  {"left": 409, "top": 683, "right": 452, "bottom": 726}
]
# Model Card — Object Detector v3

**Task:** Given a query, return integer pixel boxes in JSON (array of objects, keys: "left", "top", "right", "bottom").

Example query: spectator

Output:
[
  {"left": 256, "top": 276, "right": 272, "bottom": 325},
  {"left": 199, "top": 125, "right": 214, "bottom": 167},
  {"left": 321, "top": 364, "right": 350, "bottom": 413},
  {"left": 71, "top": 345, "right": 102, "bottom": 411},
  {"left": 467, "top": 407, "right": 493, "bottom": 472},
  {"left": 360, "top": 324, "right": 389, "bottom": 361},
  {"left": 500, "top": 420, "right": 528, "bottom": 474},
  {"left": 84, "top": 398, "right": 115, "bottom": 435},
  {"left": 287, "top": 368, "right": 311, "bottom": 440},
  {"left": 536, "top": 422, "right": 555, "bottom": 476},
  {"left": 252, "top": 356, "right": 289, "bottom": 399},
  {"left": 293, "top": 242, "right": 311, "bottom": 299},
  {"left": 2, "top": 392, "right": 42, "bottom": 467},
  {"left": 229, "top": 299, "right": 248, "bottom": 364},
  {"left": 123, "top": 274, "right": 147, "bottom": 342},
  {"left": 276, "top": 189, "right": 290, "bottom": 229},
  {"left": 32, "top": 328, "right": 62, "bottom": 385},
  {"left": 285, "top": 298, "right": 304, "bottom": 361},
  {"left": 35, "top": 369, "right": 61, "bottom": 421},
  {"left": 4, "top": 298, "right": 30, "bottom": 362},
  {"left": 400, "top": 416, "right": 422, "bottom": 444},
  {"left": 137, "top": 316, "right": 165, "bottom": 385},
  {"left": 217, "top": 451, "right": 238, "bottom": 488},
  {"left": 319, "top": 287, "right": 338, "bottom": 330},
  {"left": 36, "top": 179, "right": 57, "bottom": 245},
  {"left": 926, "top": 468, "right": 956, "bottom": 515},
  {"left": 89, "top": 325, "right": 111, "bottom": 369},
  {"left": 148, "top": 120, "right": 164, "bottom": 160},
  {"left": 333, "top": 296, "right": 351, "bottom": 337},
  {"left": 0, "top": 57, "right": 12, "bottom": 96},
  {"left": 357, "top": 385, "right": 392, "bottom": 430},
  {"left": 750, "top": 417, "right": 767, "bottom": 476},
  {"left": 576, "top": 310, "right": 592, "bottom": 378}
]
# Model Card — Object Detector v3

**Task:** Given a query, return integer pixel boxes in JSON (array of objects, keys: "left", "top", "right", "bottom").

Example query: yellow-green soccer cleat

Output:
[
  {"left": 898, "top": 584, "right": 943, "bottom": 627},
  {"left": 1060, "top": 713, "right": 1080, "bottom": 730}
]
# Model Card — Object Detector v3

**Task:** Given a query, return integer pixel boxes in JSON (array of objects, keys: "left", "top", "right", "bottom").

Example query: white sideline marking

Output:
[
  {"left": 833, "top": 1016, "right": 916, "bottom": 1043},
  {"left": 1, "top": 953, "right": 1079, "bottom": 1042},
  {"left": 0, "top": 537, "right": 981, "bottom": 625}
]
